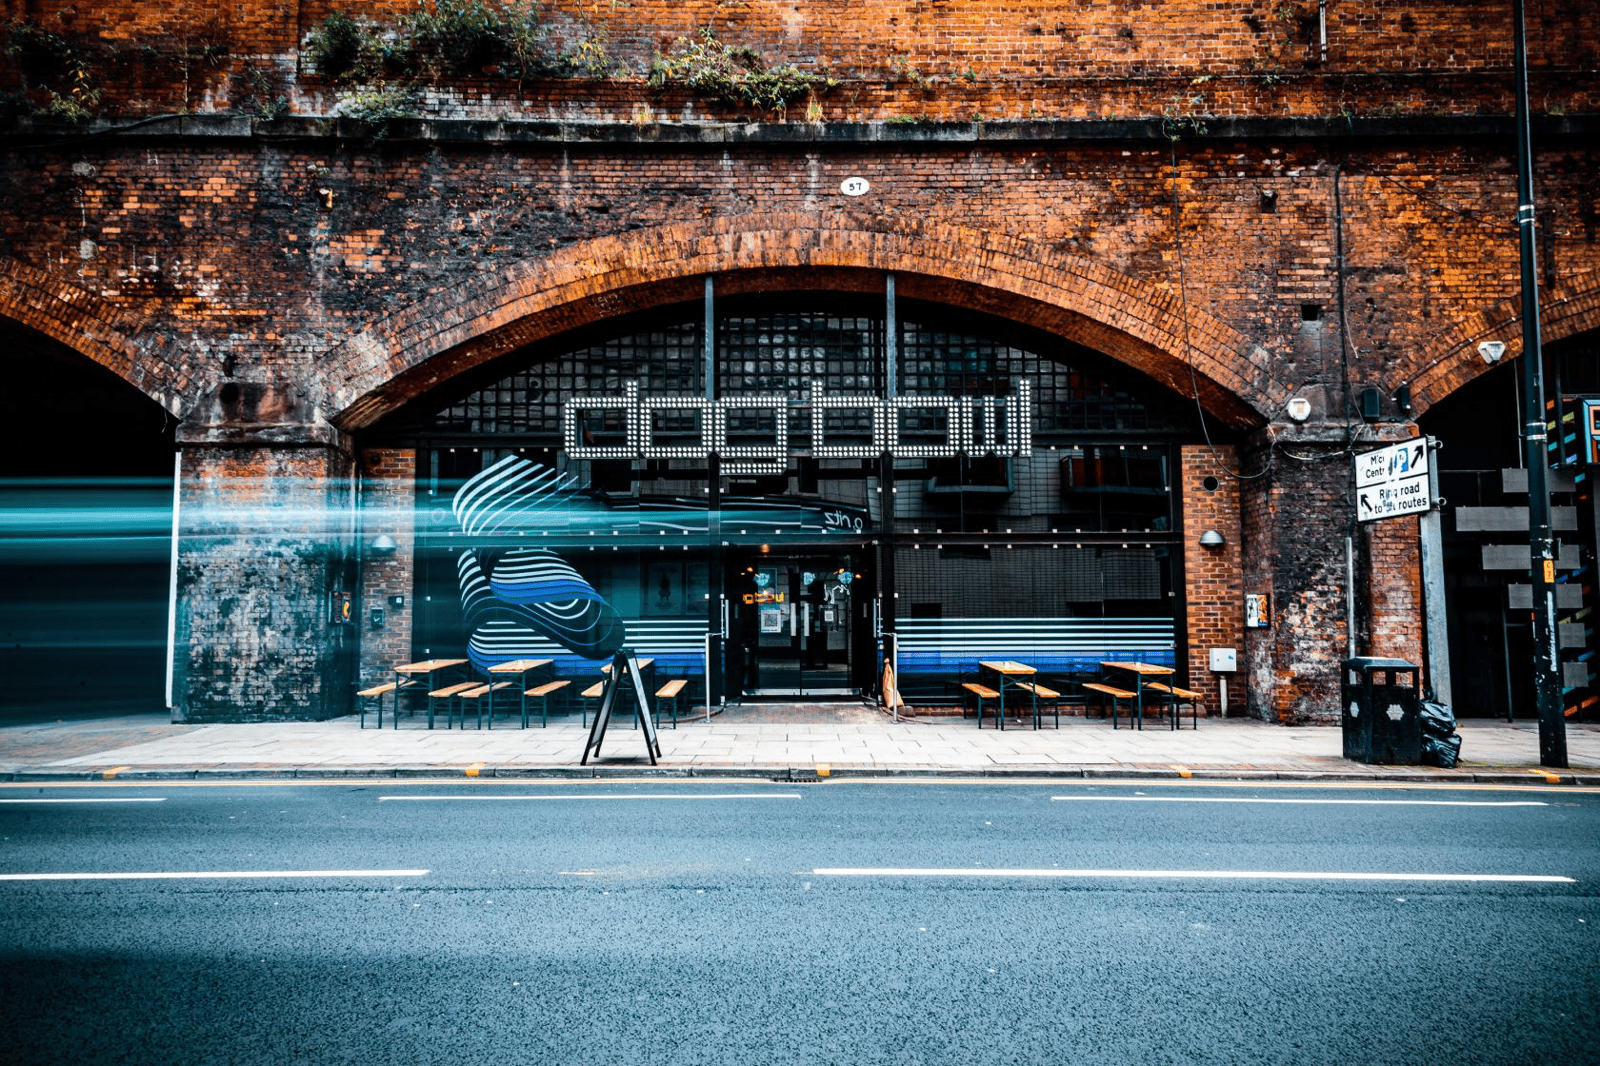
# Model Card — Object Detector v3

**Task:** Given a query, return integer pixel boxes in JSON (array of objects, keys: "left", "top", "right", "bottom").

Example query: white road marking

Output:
[
  {"left": 377, "top": 793, "right": 804, "bottom": 802},
  {"left": 0, "top": 869, "right": 429, "bottom": 882},
  {"left": 810, "top": 868, "right": 1575, "bottom": 883},
  {"left": 1051, "top": 796, "right": 1547, "bottom": 807},
  {"left": 0, "top": 798, "right": 166, "bottom": 804}
]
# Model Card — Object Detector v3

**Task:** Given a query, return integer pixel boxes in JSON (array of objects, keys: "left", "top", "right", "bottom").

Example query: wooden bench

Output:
[
  {"left": 1081, "top": 682, "right": 1139, "bottom": 728},
  {"left": 456, "top": 680, "right": 516, "bottom": 729},
  {"left": 1143, "top": 681, "right": 1202, "bottom": 730},
  {"left": 523, "top": 679, "right": 571, "bottom": 728},
  {"left": 655, "top": 678, "right": 689, "bottom": 727},
  {"left": 427, "top": 681, "right": 482, "bottom": 730},
  {"left": 961, "top": 682, "right": 1004, "bottom": 729},
  {"left": 357, "top": 681, "right": 398, "bottom": 729},
  {"left": 1014, "top": 681, "right": 1062, "bottom": 729}
]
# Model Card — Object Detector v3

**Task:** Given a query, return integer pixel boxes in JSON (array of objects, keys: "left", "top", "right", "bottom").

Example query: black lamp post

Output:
[{"left": 1511, "top": 0, "right": 1567, "bottom": 767}]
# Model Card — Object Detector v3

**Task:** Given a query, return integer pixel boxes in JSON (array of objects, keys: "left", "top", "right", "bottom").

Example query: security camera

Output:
[{"left": 1478, "top": 340, "right": 1506, "bottom": 364}]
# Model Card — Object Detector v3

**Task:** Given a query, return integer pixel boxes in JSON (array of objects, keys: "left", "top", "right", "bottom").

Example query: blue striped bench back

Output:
[{"left": 893, "top": 617, "right": 1176, "bottom": 681}]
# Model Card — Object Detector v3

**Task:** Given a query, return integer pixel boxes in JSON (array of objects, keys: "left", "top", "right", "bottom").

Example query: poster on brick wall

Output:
[{"left": 1244, "top": 593, "right": 1269, "bottom": 628}]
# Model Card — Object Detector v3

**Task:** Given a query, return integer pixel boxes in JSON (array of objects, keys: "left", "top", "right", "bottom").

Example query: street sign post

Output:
[{"left": 1354, "top": 439, "right": 1431, "bottom": 522}]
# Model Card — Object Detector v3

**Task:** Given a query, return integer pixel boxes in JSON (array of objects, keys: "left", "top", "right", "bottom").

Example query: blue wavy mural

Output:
[{"left": 452, "top": 456, "right": 625, "bottom": 674}]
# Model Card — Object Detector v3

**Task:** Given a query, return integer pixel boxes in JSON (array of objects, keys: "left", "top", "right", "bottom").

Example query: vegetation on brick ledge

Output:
[
  {"left": 305, "top": 1, "right": 613, "bottom": 85},
  {"left": 302, "top": 1, "right": 624, "bottom": 121},
  {"left": 1, "top": 18, "right": 104, "bottom": 122},
  {"left": 649, "top": 27, "right": 828, "bottom": 113}
]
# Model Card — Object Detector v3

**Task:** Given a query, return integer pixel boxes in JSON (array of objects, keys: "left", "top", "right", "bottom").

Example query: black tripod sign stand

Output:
[{"left": 580, "top": 648, "right": 661, "bottom": 766}]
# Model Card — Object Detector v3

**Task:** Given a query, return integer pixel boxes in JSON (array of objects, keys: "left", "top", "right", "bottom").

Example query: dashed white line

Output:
[
  {"left": 377, "top": 793, "right": 804, "bottom": 802},
  {"left": 0, "top": 798, "right": 167, "bottom": 804},
  {"left": 0, "top": 869, "right": 430, "bottom": 882},
  {"left": 1052, "top": 796, "right": 1548, "bottom": 806},
  {"left": 810, "top": 868, "right": 1575, "bottom": 883}
]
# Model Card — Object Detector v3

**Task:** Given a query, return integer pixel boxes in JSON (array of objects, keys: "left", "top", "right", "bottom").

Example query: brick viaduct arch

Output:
[
  {"left": 318, "top": 213, "right": 1287, "bottom": 433},
  {"left": 0, "top": 258, "right": 182, "bottom": 414},
  {"left": 1410, "top": 268, "right": 1600, "bottom": 411}
]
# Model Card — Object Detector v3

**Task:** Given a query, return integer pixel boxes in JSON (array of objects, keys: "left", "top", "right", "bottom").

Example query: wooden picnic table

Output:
[
  {"left": 486, "top": 658, "right": 554, "bottom": 728},
  {"left": 978, "top": 660, "right": 1036, "bottom": 730},
  {"left": 1098, "top": 660, "right": 1175, "bottom": 730},
  {"left": 392, "top": 658, "right": 468, "bottom": 728}
]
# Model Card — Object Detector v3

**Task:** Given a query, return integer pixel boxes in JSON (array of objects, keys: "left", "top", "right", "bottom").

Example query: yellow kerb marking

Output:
[
  {"left": 1529, "top": 768, "right": 1562, "bottom": 784},
  {"left": 816, "top": 764, "right": 832, "bottom": 778},
  {"left": 1170, "top": 764, "right": 1193, "bottom": 778},
  {"left": 101, "top": 766, "right": 131, "bottom": 780},
  {"left": 465, "top": 762, "right": 486, "bottom": 778}
]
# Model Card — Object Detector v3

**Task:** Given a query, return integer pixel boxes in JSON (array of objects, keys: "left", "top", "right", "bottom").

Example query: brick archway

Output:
[
  {"left": 1409, "top": 268, "right": 1600, "bottom": 411},
  {"left": 318, "top": 213, "right": 1285, "bottom": 431},
  {"left": 0, "top": 258, "right": 180, "bottom": 413}
]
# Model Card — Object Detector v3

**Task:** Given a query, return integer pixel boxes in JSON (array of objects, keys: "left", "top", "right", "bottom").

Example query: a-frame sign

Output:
[{"left": 580, "top": 648, "right": 662, "bottom": 765}]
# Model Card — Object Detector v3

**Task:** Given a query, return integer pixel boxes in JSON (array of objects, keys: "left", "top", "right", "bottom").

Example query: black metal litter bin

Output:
[{"left": 1341, "top": 657, "right": 1422, "bottom": 764}]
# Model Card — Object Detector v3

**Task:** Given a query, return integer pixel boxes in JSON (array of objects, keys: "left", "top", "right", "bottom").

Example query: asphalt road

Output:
[{"left": 2, "top": 779, "right": 1596, "bottom": 1065}]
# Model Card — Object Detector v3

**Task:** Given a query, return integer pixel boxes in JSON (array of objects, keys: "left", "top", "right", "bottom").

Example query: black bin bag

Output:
[{"left": 1419, "top": 699, "right": 1462, "bottom": 769}]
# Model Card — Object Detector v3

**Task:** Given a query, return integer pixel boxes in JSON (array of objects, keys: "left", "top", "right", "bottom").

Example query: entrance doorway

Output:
[{"left": 725, "top": 549, "right": 873, "bottom": 699}]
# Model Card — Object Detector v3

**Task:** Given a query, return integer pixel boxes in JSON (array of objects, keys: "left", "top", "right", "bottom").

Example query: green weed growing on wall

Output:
[
  {"left": 304, "top": 11, "right": 377, "bottom": 81},
  {"left": 402, "top": 0, "right": 507, "bottom": 77},
  {"left": 1, "top": 18, "right": 104, "bottom": 122},
  {"left": 649, "top": 27, "right": 821, "bottom": 112}
]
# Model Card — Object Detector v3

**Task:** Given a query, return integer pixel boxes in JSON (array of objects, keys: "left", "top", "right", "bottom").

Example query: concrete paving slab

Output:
[{"left": 1, "top": 709, "right": 1597, "bottom": 782}]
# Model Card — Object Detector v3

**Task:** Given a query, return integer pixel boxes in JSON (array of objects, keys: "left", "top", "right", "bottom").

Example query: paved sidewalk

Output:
[{"left": 1, "top": 705, "right": 1598, "bottom": 784}]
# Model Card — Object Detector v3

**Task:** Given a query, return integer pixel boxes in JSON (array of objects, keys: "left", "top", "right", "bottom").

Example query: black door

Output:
[{"left": 725, "top": 550, "right": 864, "bottom": 698}]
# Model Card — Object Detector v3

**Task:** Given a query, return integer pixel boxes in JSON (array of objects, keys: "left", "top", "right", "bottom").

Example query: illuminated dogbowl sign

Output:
[{"left": 563, "top": 381, "right": 1032, "bottom": 475}]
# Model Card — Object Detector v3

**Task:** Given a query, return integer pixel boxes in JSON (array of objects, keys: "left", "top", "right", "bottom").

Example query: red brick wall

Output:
[
  {"left": 358, "top": 447, "right": 416, "bottom": 689},
  {"left": 1181, "top": 444, "right": 1243, "bottom": 717},
  {"left": 7, "top": 137, "right": 1597, "bottom": 436},
  {"left": 1365, "top": 513, "right": 1425, "bottom": 665},
  {"left": 3, "top": 1, "right": 1595, "bottom": 121}
]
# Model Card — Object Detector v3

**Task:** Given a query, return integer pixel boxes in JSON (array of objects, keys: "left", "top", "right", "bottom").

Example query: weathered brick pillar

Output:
[
  {"left": 1237, "top": 424, "right": 1425, "bottom": 722},
  {"left": 1180, "top": 444, "right": 1243, "bottom": 717},
  {"left": 171, "top": 385, "right": 355, "bottom": 723},
  {"left": 358, "top": 448, "right": 417, "bottom": 689}
]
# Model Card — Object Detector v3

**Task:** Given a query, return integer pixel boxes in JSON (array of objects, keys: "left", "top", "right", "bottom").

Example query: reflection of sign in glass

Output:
[
  {"left": 836, "top": 571, "right": 853, "bottom": 586},
  {"left": 647, "top": 562, "right": 683, "bottom": 616}
]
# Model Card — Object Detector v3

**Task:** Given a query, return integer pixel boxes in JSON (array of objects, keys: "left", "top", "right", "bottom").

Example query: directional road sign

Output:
[{"left": 1354, "top": 439, "right": 1431, "bottom": 523}]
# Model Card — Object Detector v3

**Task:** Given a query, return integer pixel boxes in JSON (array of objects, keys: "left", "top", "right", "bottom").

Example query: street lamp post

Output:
[{"left": 1511, "top": 0, "right": 1567, "bottom": 767}]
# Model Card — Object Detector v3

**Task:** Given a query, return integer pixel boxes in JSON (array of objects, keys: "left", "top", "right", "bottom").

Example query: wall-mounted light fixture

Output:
[
  {"left": 369, "top": 534, "right": 399, "bottom": 556},
  {"left": 1478, "top": 340, "right": 1506, "bottom": 364},
  {"left": 1199, "top": 529, "right": 1225, "bottom": 548}
]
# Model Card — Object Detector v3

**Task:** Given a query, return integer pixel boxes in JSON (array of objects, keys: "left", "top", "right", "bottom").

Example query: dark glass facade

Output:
[{"left": 376, "top": 288, "right": 1207, "bottom": 706}]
